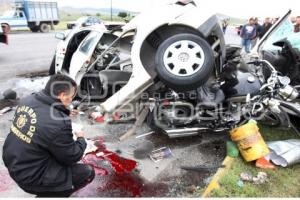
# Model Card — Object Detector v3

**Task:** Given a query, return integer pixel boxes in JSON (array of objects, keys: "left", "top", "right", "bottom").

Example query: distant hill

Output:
[
  {"left": 61, "top": 6, "right": 138, "bottom": 16},
  {"left": 59, "top": 6, "right": 138, "bottom": 22}
]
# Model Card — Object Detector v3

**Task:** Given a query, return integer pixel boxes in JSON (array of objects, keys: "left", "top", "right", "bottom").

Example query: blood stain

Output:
[
  {"left": 77, "top": 138, "right": 169, "bottom": 197},
  {"left": 0, "top": 169, "right": 14, "bottom": 192}
]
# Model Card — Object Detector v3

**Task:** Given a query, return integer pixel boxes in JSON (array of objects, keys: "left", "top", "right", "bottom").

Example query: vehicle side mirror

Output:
[{"left": 55, "top": 32, "right": 66, "bottom": 40}]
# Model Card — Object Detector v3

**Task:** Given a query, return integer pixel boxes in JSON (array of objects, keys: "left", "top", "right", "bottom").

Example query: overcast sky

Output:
[{"left": 45, "top": 0, "right": 298, "bottom": 19}]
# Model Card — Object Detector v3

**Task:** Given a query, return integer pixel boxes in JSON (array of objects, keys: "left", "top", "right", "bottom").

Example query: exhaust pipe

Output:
[
  {"left": 165, "top": 127, "right": 226, "bottom": 138},
  {"left": 135, "top": 128, "right": 228, "bottom": 139}
]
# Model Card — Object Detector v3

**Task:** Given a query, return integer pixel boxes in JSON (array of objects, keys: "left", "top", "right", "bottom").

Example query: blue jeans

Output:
[{"left": 241, "top": 39, "right": 251, "bottom": 53}]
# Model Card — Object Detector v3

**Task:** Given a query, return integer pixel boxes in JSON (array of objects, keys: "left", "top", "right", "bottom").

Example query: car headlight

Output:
[{"left": 279, "top": 85, "right": 299, "bottom": 101}]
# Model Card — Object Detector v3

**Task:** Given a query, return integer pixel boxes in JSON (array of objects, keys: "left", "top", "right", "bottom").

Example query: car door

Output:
[
  {"left": 55, "top": 28, "right": 92, "bottom": 73},
  {"left": 69, "top": 31, "right": 104, "bottom": 83},
  {"left": 10, "top": 11, "right": 27, "bottom": 27}
]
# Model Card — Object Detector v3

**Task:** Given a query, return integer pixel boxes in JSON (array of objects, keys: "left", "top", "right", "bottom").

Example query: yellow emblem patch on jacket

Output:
[{"left": 11, "top": 106, "right": 38, "bottom": 144}]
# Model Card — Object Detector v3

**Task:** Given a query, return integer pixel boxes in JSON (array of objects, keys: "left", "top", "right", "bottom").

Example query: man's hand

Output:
[
  {"left": 70, "top": 109, "right": 79, "bottom": 117},
  {"left": 75, "top": 131, "right": 85, "bottom": 138}
]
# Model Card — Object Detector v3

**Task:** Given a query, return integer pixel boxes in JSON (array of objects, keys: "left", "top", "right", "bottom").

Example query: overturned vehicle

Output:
[{"left": 55, "top": 1, "right": 300, "bottom": 138}]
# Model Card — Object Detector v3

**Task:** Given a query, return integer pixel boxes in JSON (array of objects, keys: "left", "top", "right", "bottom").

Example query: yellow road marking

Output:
[{"left": 201, "top": 156, "right": 235, "bottom": 198}]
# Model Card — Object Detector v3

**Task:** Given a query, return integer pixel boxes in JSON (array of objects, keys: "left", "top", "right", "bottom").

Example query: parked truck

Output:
[{"left": 0, "top": 0, "right": 60, "bottom": 33}]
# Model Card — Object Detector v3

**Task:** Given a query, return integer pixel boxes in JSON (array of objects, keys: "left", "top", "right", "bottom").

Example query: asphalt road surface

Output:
[{"left": 0, "top": 32, "right": 59, "bottom": 81}]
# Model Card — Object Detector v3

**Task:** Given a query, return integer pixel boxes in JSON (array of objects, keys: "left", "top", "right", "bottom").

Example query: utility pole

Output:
[{"left": 110, "top": 0, "right": 113, "bottom": 21}]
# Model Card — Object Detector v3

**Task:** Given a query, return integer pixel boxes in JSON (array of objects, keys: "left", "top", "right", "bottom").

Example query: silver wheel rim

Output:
[{"left": 163, "top": 40, "right": 206, "bottom": 77}]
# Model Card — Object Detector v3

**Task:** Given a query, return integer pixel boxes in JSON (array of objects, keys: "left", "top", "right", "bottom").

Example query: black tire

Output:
[
  {"left": 3, "top": 89, "right": 17, "bottom": 100},
  {"left": 48, "top": 55, "right": 56, "bottom": 75},
  {"left": 40, "top": 23, "right": 50, "bottom": 33},
  {"left": 155, "top": 33, "right": 214, "bottom": 92},
  {"left": 30, "top": 26, "right": 39, "bottom": 32}
]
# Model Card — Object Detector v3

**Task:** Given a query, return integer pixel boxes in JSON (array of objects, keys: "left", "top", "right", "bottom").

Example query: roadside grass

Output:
[
  {"left": 210, "top": 125, "right": 300, "bottom": 197},
  {"left": 54, "top": 13, "right": 129, "bottom": 31},
  {"left": 54, "top": 21, "right": 68, "bottom": 31},
  {"left": 54, "top": 17, "right": 124, "bottom": 31}
]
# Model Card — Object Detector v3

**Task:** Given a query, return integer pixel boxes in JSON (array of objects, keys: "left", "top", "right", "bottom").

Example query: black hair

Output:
[{"left": 45, "top": 74, "right": 77, "bottom": 97}]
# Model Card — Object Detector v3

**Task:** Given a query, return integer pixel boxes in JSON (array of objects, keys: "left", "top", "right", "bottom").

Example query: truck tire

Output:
[
  {"left": 155, "top": 33, "right": 214, "bottom": 92},
  {"left": 49, "top": 55, "right": 56, "bottom": 75},
  {"left": 40, "top": 23, "right": 50, "bottom": 33},
  {"left": 30, "top": 26, "right": 39, "bottom": 32}
]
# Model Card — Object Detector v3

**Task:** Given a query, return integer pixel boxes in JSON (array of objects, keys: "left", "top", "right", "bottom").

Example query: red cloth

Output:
[{"left": 256, "top": 157, "right": 276, "bottom": 169}]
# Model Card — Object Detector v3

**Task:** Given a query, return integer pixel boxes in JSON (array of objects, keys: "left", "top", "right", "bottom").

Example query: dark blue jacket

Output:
[
  {"left": 2, "top": 90, "right": 87, "bottom": 192},
  {"left": 240, "top": 24, "right": 257, "bottom": 40}
]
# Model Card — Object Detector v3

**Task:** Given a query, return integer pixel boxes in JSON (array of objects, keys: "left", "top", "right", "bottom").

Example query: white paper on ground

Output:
[
  {"left": 266, "top": 139, "right": 300, "bottom": 167},
  {"left": 84, "top": 139, "right": 98, "bottom": 156},
  {"left": 71, "top": 123, "right": 98, "bottom": 155},
  {"left": 72, "top": 123, "right": 83, "bottom": 140}
]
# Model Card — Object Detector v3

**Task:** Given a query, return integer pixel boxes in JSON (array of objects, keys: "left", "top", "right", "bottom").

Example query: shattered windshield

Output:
[
  {"left": 261, "top": 18, "right": 296, "bottom": 51},
  {"left": 286, "top": 32, "right": 300, "bottom": 51}
]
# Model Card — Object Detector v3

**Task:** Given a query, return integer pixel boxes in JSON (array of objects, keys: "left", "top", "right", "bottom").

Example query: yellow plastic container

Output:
[{"left": 230, "top": 120, "right": 270, "bottom": 162}]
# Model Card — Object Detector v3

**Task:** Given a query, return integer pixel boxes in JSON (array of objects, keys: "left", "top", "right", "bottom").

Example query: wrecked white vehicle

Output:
[
  {"left": 51, "top": 23, "right": 133, "bottom": 100},
  {"left": 252, "top": 10, "right": 300, "bottom": 86},
  {"left": 97, "top": 0, "right": 227, "bottom": 114},
  {"left": 74, "top": 1, "right": 298, "bottom": 138},
  {"left": 49, "top": 24, "right": 107, "bottom": 75},
  {"left": 55, "top": 1, "right": 299, "bottom": 138},
  {"left": 249, "top": 10, "right": 300, "bottom": 130}
]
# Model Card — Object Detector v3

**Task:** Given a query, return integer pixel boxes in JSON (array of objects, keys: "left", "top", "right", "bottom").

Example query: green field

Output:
[
  {"left": 54, "top": 12, "right": 131, "bottom": 31},
  {"left": 210, "top": 126, "right": 300, "bottom": 197}
]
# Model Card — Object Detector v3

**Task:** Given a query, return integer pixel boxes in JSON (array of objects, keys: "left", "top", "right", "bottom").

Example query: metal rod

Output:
[
  {"left": 135, "top": 131, "right": 155, "bottom": 139},
  {"left": 86, "top": 32, "right": 125, "bottom": 73},
  {"left": 105, "top": 58, "right": 131, "bottom": 70}
]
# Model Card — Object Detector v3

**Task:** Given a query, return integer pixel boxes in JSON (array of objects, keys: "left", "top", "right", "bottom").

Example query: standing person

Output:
[
  {"left": 222, "top": 19, "right": 229, "bottom": 34},
  {"left": 240, "top": 17, "right": 257, "bottom": 54},
  {"left": 290, "top": 16, "right": 296, "bottom": 24},
  {"left": 2, "top": 75, "right": 95, "bottom": 197},
  {"left": 272, "top": 17, "right": 279, "bottom": 24},
  {"left": 294, "top": 16, "right": 300, "bottom": 33},
  {"left": 251, "top": 17, "right": 262, "bottom": 48},
  {"left": 259, "top": 17, "right": 273, "bottom": 39}
]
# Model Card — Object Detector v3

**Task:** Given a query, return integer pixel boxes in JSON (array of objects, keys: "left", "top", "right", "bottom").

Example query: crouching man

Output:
[{"left": 2, "top": 75, "right": 95, "bottom": 197}]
